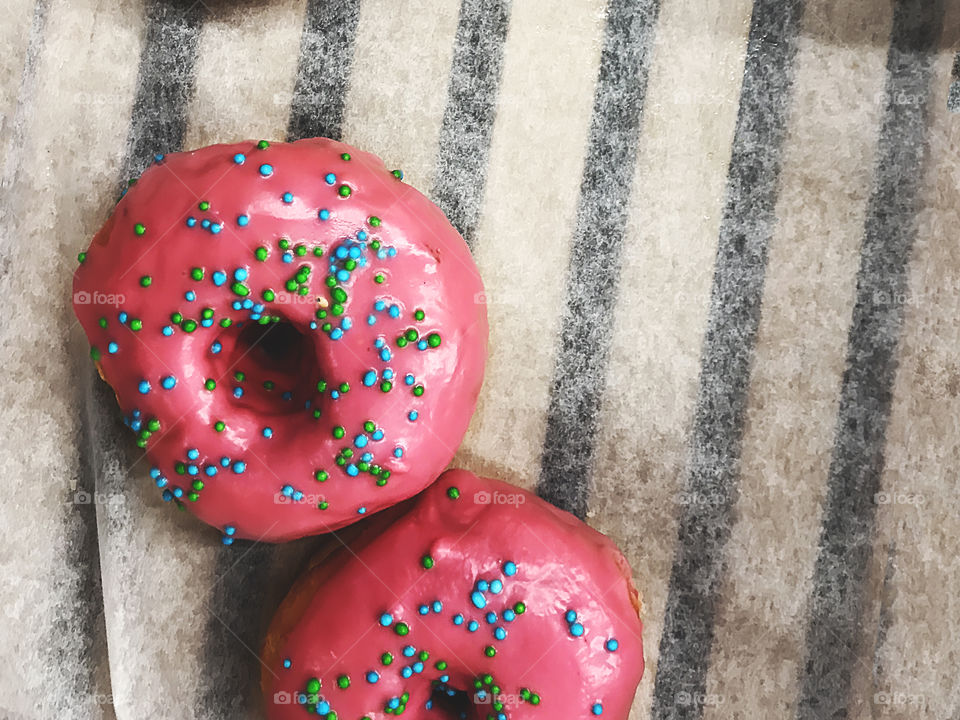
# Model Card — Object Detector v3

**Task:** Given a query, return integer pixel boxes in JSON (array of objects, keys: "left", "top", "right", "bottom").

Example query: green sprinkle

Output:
[
  {"left": 395, "top": 622, "right": 409, "bottom": 636},
  {"left": 341, "top": 152, "right": 351, "bottom": 161},
  {"left": 447, "top": 487, "right": 460, "bottom": 500},
  {"left": 421, "top": 555, "right": 434, "bottom": 569},
  {"left": 231, "top": 282, "right": 250, "bottom": 297},
  {"left": 262, "top": 289, "right": 275, "bottom": 302},
  {"left": 134, "top": 223, "right": 146, "bottom": 236},
  {"left": 204, "top": 379, "right": 216, "bottom": 391},
  {"left": 315, "top": 470, "right": 328, "bottom": 482},
  {"left": 306, "top": 678, "right": 320, "bottom": 694},
  {"left": 97, "top": 317, "right": 107, "bottom": 328},
  {"left": 78, "top": 251, "right": 87, "bottom": 264},
  {"left": 129, "top": 319, "right": 143, "bottom": 331},
  {"left": 90, "top": 346, "right": 101, "bottom": 362},
  {"left": 338, "top": 185, "right": 351, "bottom": 197},
  {"left": 369, "top": 216, "right": 381, "bottom": 227},
  {"left": 428, "top": 333, "right": 442, "bottom": 347},
  {"left": 198, "top": 201, "right": 210, "bottom": 211},
  {"left": 257, "top": 140, "right": 269, "bottom": 149},
  {"left": 333, "top": 426, "right": 345, "bottom": 439},
  {"left": 214, "top": 421, "right": 225, "bottom": 432},
  {"left": 414, "top": 309, "right": 425, "bottom": 321},
  {"left": 181, "top": 319, "right": 197, "bottom": 333},
  {"left": 190, "top": 267, "right": 204, "bottom": 281},
  {"left": 255, "top": 246, "right": 268, "bottom": 261},
  {"left": 337, "top": 675, "right": 350, "bottom": 689},
  {"left": 374, "top": 274, "right": 385, "bottom": 284},
  {"left": 381, "top": 652, "right": 393, "bottom": 665}
]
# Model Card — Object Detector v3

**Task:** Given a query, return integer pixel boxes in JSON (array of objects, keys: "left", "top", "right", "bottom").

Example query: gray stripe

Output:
[
  {"left": 650, "top": 1, "right": 805, "bottom": 718},
  {"left": 948, "top": 51, "right": 960, "bottom": 112},
  {"left": 120, "top": 0, "right": 206, "bottom": 181},
  {"left": 430, "top": 0, "right": 510, "bottom": 249},
  {"left": 286, "top": 0, "right": 361, "bottom": 141},
  {"left": 535, "top": 0, "right": 661, "bottom": 519},
  {"left": 797, "top": 2, "right": 943, "bottom": 716}
]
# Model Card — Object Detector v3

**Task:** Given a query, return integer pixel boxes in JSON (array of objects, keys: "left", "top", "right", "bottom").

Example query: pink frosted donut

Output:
[
  {"left": 73, "top": 139, "right": 487, "bottom": 542},
  {"left": 261, "top": 471, "right": 645, "bottom": 719}
]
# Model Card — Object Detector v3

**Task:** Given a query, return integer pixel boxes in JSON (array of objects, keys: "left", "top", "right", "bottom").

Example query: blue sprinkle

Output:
[
  {"left": 408, "top": 411, "right": 418, "bottom": 422},
  {"left": 606, "top": 638, "right": 619, "bottom": 652},
  {"left": 453, "top": 614, "right": 464, "bottom": 625},
  {"left": 187, "top": 448, "right": 199, "bottom": 460},
  {"left": 404, "top": 374, "right": 415, "bottom": 385},
  {"left": 357, "top": 230, "right": 367, "bottom": 241},
  {"left": 374, "top": 300, "right": 385, "bottom": 311},
  {"left": 234, "top": 268, "right": 248, "bottom": 281},
  {"left": 503, "top": 561, "right": 517, "bottom": 576},
  {"left": 367, "top": 314, "right": 376, "bottom": 325},
  {"left": 432, "top": 600, "right": 442, "bottom": 613},
  {"left": 325, "top": 172, "right": 336, "bottom": 184},
  {"left": 233, "top": 153, "right": 245, "bottom": 164},
  {"left": 570, "top": 622, "right": 585, "bottom": 637},
  {"left": 186, "top": 217, "right": 197, "bottom": 227},
  {"left": 282, "top": 485, "right": 293, "bottom": 497},
  {"left": 566, "top": 610, "right": 577, "bottom": 623},
  {"left": 402, "top": 667, "right": 413, "bottom": 679},
  {"left": 210, "top": 223, "right": 222, "bottom": 234},
  {"left": 108, "top": 342, "right": 118, "bottom": 354},
  {"left": 357, "top": 506, "right": 366, "bottom": 514},
  {"left": 402, "top": 645, "right": 415, "bottom": 657},
  {"left": 282, "top": 192, "right": 293, "bottom": 203},
  {"left": 205, "top": 466, "right": 217, "bottom": 477},
  {"left": 118, "top": 312, "right": 128, "bottom": 324},
  {"left": 224, "top": 525, "right": 236, "bottom": 536},
  {"left": 161, "top": 376, "right": 176, "bottom": 390},
  {"left": 330, "top": 328, "right": 343, "bottom": 340},
  {"left": 187, "top": 465, "right": 198, "bottom": 476},
  {"left": 259, "top": 164, "right": 273, "bottom": 176},
  {"left": 468, "top": 621, "right": 479, "bottom": 632},
  {"left": 201, "top": 318, "right": 214, "bottom": 328},
  {"left": 388, "top": 304, "right": 400, "bottom": 318},
  {"left": 355, "top": 435, "right": 368, "bottom": 448},
  {"left": 503, "top": 609, "right": 516, "bottom": 622},
  {"left": 232, "top": 461, "right": 246, "bottom": 474},
  {"left": 237, "top": 214, "right": 249, "bottom": 226},
  {"left": 185, "top": 291, "right": 196, "bottom": 301},
  {"left": 490, "top": 579, "right": 503, "bottom": 594},
  {"left": 336, "top": 269, "right": 349, "bottom": 282},
  {"left": 371, "top": 430, "right": 383, "bottom": 441},
  {"left": 282, "top": 658, "right": 291, "bottom": 669},
  {"left": 172, "top": 487, "right": 183, "bottom": 498},
  {"left": 383, "top": 369, "right": 394, "bottom": 380},
  {"left": 417, "top": 340, "right": 428, "bottom": 350},
  {"left": 162, "top": 490, "right": 173, "bottom": 502},
  {"left": 201, "top": 219, "right": 211, "bottom": 229},
  {"left": 346, "top": 464, "right": 359, "bottom": 477},
  {"left": 211, "top": 342, "right": 222, "bottom": 354},
  {"left": 341, "top": 317, "right": 353, "bottom": 330},
  {"left": 220, "top": 457, "right": 230, "bottom": 467},
  {"left": 379, "top": 613, "right": 393, "bottom": 627},
  {"left": 389, "top": 697, "right": 400, "bottom": 709},
  {"left": 413, "top": 662, "right": 424, "bottom": 673},
  {"left": 282, "top": 251, "right": 293, "bottom": 263},
  {"left": 316, "top": 701, "right": 329, "bottom": 715},
  {"left": 366, "top": 671, "right": 379, "bottom": 684},
  {"left": 233, "top": 387, "right": 243, "bottom": 398},
  {"left": 212, "top": 271, "right": 227, "bottom": 286},
  {"left": 162, "top": 326, "right": 174, "bottom": 336},
  {"left": 485, "top": 612, "right": 497, "bottom": 624},
  {"left": 477, "top": 580, "right": 489, "bottom": 592},
  {"left": 262, "top": 427, "right": 273, "bottom": 438},
  {"left": 319, "top": 208, "right": 330, "bottom": 221},
  {"left": 419, "top": 605, "right": 429, "bottom": 615},
  {"left": 592, "top": 703, "right": 603, "bottom": 716},
  {"left": 138, "top": 380, "right": 150, "bottom": 394},
  {"left": 150, "top": 468, "right": 160, "bottom": 479},
  {"left": 471, "top": 591, "right": 486, "bottom": 609},
  {"left": 494, "top": 627, "right": 507, "bottom": 640},
  {"left": 394, "top": 447, "right": 403, "bottom": 458}
]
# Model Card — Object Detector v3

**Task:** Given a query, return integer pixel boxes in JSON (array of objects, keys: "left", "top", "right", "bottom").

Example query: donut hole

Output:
[
  {"left": 213, "top": 318, "right": 320, "bottom": 415},
  {"left": 430, "top": 683, "right": 474, "bottom": 718}
]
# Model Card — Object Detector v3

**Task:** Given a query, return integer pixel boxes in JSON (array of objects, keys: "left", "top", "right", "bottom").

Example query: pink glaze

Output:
[
  {"left": 73, "top": 139, "right": 488, "bottom": 541},
  {"left": 264, "top": 471, "right": 644, "bottom": 719}
]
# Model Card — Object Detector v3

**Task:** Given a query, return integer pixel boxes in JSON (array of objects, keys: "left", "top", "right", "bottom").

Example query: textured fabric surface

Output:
[{"left": 1, "top": 0, "right": 959, "bottom": 718}]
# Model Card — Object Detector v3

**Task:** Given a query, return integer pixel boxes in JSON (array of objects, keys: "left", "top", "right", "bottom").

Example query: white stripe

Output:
[
  {"left": 580, "top": 0, "right": 754, "bottom": 716},
  {"left": 449, "top": 0, "right": 608, "bottom": 489}
]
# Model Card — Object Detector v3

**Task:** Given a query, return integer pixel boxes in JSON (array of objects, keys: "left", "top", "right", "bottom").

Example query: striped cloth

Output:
[{"left": 1, "top": 0, "right": 957, "bottom": 717}]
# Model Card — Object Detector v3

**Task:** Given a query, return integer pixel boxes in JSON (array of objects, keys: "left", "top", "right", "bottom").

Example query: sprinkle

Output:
[
  {"left": 232, "top": 461, "right": 246, "bottom": 474},
  {"left": 134, "top": 223, "right": 146, "bottom": 236},
  {"left": 325, "top": 173, "right": 336, "bottom": 184},
  {"left": 138, "top": 380, "right": 150, "bottom": 394},
  {"left": 503, "top": 561, "right": 517, "bottom": 576},
  {"left": 262, "top": 427, "right": 273, "bottom": 438},
  {"left": 319, "top": 208, "right": 330, "bottom": 221},
  {"left": 259, "top": 164, "right": 273, "bottom": 176},
  {"left": 237, "top": 214, "right": 249, "bottom": 226},
  {"left": 366, "top": 671, "right": 379, "bottom": 684},
  {"left": 592, "top": 703, "right": 603, "bottom": 715},
  {"left": 161, "top": 376, "right": 176, "bottom": 390},
  {"left": 282, "top": 191, "right": 293, "bottom": 203},
  {"left": 233, "top": 153, "right": 245, "bottom": 164},
  {"left": 570, "top": 623, "right": 585, "bottom": 637},
  {"left": 606, "top": 638, "right": 619, "bottom": 652},
  {"left": 379, "top": 613, "right": 393, "bottom": 627},
  {"left": 212, "top": 271, "right": 227, "bottom": 286},
  {"left": 107, "top": 342, "right": 118, "bottom": 354},
  {"left": 471, "top": 591, "right": 486, "bottom": 609}
]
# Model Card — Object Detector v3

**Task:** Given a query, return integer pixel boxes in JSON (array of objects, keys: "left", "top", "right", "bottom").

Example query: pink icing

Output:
[
  {"left": 264, "top": 471, "right": 644, "bottom": 719},
  {"left": 73, "top": 139, "right": 488, "bottom": 541}
]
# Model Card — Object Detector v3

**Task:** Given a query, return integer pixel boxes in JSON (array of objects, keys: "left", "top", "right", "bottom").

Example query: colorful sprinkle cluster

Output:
[
  {"left": 280, "top": 486, "right": 617, "bottom": 718},
  {"left": 81, "top": 142, "right": 456, "bottom": 528}
]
